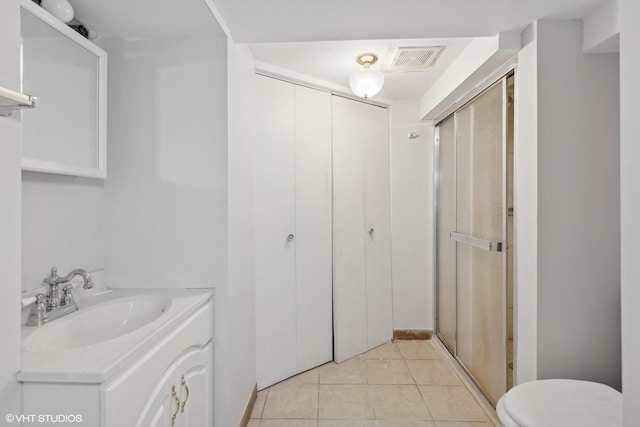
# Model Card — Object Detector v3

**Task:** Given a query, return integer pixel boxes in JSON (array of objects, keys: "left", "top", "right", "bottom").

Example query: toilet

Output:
[{"left": 496, "top": 379, "right": 622, "bottom": 427}]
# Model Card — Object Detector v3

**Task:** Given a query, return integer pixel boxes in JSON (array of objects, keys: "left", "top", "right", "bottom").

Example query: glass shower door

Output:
[
  {"left": 454, "top": 80, "right": 507, "bottom": 405},
  {"left": 435, "top": 116, "right": 457, "bottom": 353}
]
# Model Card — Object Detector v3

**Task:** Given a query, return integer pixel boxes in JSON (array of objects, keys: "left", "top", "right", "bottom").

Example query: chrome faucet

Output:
[{"left": 26, "top": 267, "right": 94, "bottom": 327}]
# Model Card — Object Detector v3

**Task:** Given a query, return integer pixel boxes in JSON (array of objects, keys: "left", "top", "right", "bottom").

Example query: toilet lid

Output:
[{"left": 502, "top": 379, "right": 622, "bottom": 427}]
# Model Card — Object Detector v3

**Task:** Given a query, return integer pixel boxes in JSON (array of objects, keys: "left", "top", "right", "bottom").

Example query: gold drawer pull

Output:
[
  {"left": 180, "top": 375, "right": 190, "bottom": 413},
  {"left": 171, "top": 385, "right": 181, "bottom": 426}
]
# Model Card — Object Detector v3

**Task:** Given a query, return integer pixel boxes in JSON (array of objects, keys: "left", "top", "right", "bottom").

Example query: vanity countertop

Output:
[{"left": 18, "top": 275, "right": 212, "bottom": 384}]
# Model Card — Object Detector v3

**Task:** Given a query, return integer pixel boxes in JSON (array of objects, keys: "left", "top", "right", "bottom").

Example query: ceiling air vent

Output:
[{"left": 389, "top": 46, "right": 444, "bottom": 72}]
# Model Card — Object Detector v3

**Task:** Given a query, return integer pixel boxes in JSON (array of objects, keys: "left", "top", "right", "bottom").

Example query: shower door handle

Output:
[{"left": 450, "top": 232, "right": 505, "bottom": 252}]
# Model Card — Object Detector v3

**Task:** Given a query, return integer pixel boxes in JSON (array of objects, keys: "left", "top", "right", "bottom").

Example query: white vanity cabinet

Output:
[
  {"left": 122, "top": 344, "right": 212, "bottom": 427},
  {"left": 22, "top": 299, "right": 213, "bottom": 427},
  {"left": 102, "top": 302, "right": 213, "bottom": 426}
]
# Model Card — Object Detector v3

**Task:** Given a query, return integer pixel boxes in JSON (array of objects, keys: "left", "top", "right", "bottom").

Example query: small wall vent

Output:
[{"left": 389, "top": 46, "right": 444, "bottom": 71}]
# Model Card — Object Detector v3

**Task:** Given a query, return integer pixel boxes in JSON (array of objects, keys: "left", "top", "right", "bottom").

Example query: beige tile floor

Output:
[{"left": 249, "top": 339, "right": 500, "bottom": 427}]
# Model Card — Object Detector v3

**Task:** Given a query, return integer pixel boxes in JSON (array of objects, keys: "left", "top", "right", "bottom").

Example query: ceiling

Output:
[
  {"left": 239, "top": 0, "right": 604, "bottom": 102},
  {"left": 250, "top": 38, "right": 472, "bottom": 101},
  {"left": 213, "top": 0, "right": 605, "bottom": 43},
  {"left": 68, "top": 0, "right": 607, "bottom": 102},
  {"left": 70, "top": 0, "right": 225, "bottom": 38}
]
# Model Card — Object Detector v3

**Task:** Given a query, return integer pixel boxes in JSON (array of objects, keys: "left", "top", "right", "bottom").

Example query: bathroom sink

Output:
[
  {"left": 24, "top": 295, "right": 171, "bottom": 352},
  {"left": 19, "top": 276, "right": 212, "bottom": 383}
]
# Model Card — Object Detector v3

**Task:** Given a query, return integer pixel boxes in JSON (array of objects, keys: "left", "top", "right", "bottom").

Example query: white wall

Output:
[
  {"left": 102, "top": 11, "right": 258, "bottom": 426},
  {"left": 0, "top": 0, "right": 23, "bottom": 417},
  {"left": 22, "top": 173, "right": 105, "bottom": 291},
  {"left": 198, "top": 4, "right": 259, "bottom": 426},
  {"left": 420, "top": 33, "right": 520, "bottom": 120},
  {"left": 536, "top": 19, "right": 620, "bottom": 389},
  {"left": 103, "top": 36, "right": 228, "bottom": 289},
  {"left": 620, "top": 0, "right": 640, "bottom": 424},
  {"left": 583, "top": 0, "right": 620, "bottom": 53},
  {"left": 21, "top": 4, "right": 108, "bottom": 294},
  {"left": 389, "top": 100, "right": 434, "bottom": 331},
  {"left": 214, "top": 41, "right": 256, "bottom": 427},
  {"left": 516, "top": 20, "right": 621, "bottom": 389},
  {"left": 103, "top": 33, "right": 242, "bottom": 427},
  {"left": 513, "top": 23, "right": 539, "bottom": 385}
]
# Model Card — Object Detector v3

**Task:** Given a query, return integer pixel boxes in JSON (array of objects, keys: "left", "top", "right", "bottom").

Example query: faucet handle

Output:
[
  {"left": 61, "top": 284, "right": 75, "bottom": 307},
  {"left": 26, "top": 294, "right": 47, "bottom": 327},
  {"left": 35, "top": 293, "right": 46, "bottom": 305},
  {"left": 83, "top": 274, "right": 94, "bottom": 290},
  {"left": 43, "top": 267, "right": 59, "bottom": 285}
]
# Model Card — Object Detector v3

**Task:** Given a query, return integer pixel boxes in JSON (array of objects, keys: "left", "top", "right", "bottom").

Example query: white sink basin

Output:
[
  {"left": 24, "top": 295, "right": 171, "bottom": 352},
  {"left": 19, "top": 278, "right": 213, "bottom": 384}
]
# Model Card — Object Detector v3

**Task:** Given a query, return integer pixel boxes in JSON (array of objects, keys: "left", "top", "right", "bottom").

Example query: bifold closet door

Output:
[
  {"left": 295, "top": 85, "right": 333, "bottom": 371},
  {"left": 362, "top": 104, "right": 393, "bottom": 348},
  {"left": 255, "top": 76, "right": 332, "bottom": 389},
  {"left": 332, "top": 95, "right": 392, "bottom": 363},
  {"left": 332, "top": 96, "right": 368, "bottom": 362},
  {"left": 255, "top": 76, "right": 296, "bottom": 389}
]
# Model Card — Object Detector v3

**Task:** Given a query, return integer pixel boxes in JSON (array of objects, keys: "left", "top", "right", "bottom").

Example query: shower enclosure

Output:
[{"left": 435, "top": 72, "right": 514, "bottom": 405}]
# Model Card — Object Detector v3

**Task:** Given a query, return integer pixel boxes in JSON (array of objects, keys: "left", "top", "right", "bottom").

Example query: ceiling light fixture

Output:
[
  {"left": 349, "top": 53, "right": 384, "bottom": 99},
  {"left": 41, "top": 0, "right": 75, "bottom": 23}
]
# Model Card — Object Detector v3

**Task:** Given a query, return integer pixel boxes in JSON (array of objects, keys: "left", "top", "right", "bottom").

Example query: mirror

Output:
[{"left": 20, "top": 0, "right": 107, "bottom": 178}]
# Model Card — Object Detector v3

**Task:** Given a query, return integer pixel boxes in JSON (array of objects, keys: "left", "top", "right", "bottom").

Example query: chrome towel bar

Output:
[{"left": 450, "top": 231, "right": 505, "bottom": 252}]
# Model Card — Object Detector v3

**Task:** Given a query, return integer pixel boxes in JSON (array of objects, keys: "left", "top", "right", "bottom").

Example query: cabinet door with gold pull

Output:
[
  {"left": 135, "top": 366, "right": 179, "bottom": 427},
  {"left": 172, "top": 344, "right": 212, "bottom": 427}
]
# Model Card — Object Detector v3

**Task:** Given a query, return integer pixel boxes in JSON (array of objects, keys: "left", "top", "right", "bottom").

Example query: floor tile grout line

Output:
[
  {"left": 414, "top": 381, "right": 436, "bottom": 422},
  {"left": 316, "top": 368, "right": 320, "bottom": 422},
  {"left": 400, "top": 351, "right": 418, "bottom": 386},
  {"left": 259, "top": 340, "right": 498, "bottom": 425},
  {"left": 365, "top": 378, "right": 376, "bottom": 420},
  {"left": 405, "top": 340, "right": 492, "bottom": 424},
  {"left": 258, "top": 388, "right": 269, "bottom": 420},
  {"left": 402, "top": 343, "right": 438, "bottom": 422},
  {"left": 430, "top": 337, "right": 502, "bottom": 427}
]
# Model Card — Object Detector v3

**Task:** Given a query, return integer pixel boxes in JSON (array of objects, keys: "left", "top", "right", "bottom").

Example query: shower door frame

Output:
[
  {"left": 434, "top": 122, "right": 445, "bottom": 350},
  {"left": 433, "top": 69, "right": 515, "bottom": 405},
  {"left": 434, "top": 119, "right": 457, "bottom": 356}
]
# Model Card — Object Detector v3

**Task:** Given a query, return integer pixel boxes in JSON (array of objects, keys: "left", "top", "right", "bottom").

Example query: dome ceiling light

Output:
[{"left": 349, "top": 53, "right": 384, "bottom": 100}]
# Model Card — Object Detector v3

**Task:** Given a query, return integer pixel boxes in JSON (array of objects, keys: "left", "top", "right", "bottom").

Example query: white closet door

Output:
[
  {"left": 295, "top": 86, "right": 333, "bottom": 370},
  {"left": 255, "top": 75, "right": 297, "bottom": 388},
  {"left": 255, "top": 77, "right": 333, "bottom": 388},
  {"left": 362, "top": 103, "right": 393, "bottom": 348},
  {"left": 332, "top": 96, "right": 369, "bottom": 362}
]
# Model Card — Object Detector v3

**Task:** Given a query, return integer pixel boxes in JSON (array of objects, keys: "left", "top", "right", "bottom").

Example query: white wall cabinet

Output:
[
  {"left": 22, "top": 302, "right": 213, "bottom": 427},
  {"left": 332, "top": 95, "right": 393, "bottom": 362},
  {"left": 20, "top": 0, "right": 107, "bottom": 179},
  {"left": 255, "top": 75, "right": 333, "bottom": 389}
]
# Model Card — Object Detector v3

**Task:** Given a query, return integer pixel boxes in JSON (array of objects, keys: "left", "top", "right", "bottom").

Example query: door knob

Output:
[
  {"left": 287, "top": 233, "right": 295, "bottom": 242},
  {"left": 368, "top": 228, "right": 375, "bottom": 236}
]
